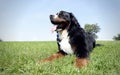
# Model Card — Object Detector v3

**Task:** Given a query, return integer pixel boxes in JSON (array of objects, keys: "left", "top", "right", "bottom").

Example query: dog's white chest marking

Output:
[{"left": 58, "top": 30, "right": 73, "bottom": 54}]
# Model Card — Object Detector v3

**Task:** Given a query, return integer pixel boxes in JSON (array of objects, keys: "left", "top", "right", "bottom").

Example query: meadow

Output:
[{"left": 0, "top": 41, "right": 120, "bottom": 75}]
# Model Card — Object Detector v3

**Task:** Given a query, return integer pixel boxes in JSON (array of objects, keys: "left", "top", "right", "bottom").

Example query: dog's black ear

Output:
[{"left": 69, "top": 13, "right": 80, "bottom": 27}]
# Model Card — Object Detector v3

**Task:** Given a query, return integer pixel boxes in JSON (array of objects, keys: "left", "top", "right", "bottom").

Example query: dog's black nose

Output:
[
  {"left": 50, "top": 15, "right": 53, "bottom": 18},
  {"left": 50, "top": 15, "right": 53, "bottom": 19}
]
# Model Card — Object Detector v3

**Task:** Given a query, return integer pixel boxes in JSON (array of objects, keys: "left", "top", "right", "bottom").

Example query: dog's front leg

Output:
[
  {"left": 40, "top": 52, "right": 66, "bottom": 62},
  {"left": 74, "top": 57, "right": 89, "bottom": 68}
]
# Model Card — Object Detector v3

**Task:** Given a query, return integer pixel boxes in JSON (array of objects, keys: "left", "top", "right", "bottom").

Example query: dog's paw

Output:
[{"left": 74, "top": 58, "right": 89, "bottom": 68}]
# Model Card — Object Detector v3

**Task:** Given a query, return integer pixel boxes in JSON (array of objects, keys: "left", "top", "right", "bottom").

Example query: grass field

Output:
[{"left": 0, "top": 41, "right": 120, "bottom": 75}]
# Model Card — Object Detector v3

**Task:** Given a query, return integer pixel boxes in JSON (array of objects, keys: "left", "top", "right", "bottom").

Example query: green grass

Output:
[{"left": 0, "top": 41, "right": 120, "bottom": 75}]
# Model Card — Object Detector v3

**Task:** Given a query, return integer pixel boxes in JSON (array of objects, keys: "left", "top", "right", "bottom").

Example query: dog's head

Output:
[{"left": 50, "top": 11, "right": 79, "bottom": 32}]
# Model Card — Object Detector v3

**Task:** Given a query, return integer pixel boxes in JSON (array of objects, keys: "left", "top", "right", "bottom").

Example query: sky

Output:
[{"left": 0, "top": 0, "right": 120, "bottom": 41}]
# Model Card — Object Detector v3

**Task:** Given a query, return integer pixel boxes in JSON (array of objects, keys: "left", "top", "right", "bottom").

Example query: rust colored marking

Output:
[
  {"left": 74, "top": 58, "right": 89, "bottom": 68},
  {"left": 56, "top": 17, "right": 66, "bottom": 22},
  {"left": 40, "top": 53, "right": 65, "bottom": 63}
]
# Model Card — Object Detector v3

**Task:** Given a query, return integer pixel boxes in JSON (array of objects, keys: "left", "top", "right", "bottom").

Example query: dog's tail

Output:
[
  {"left": 95, "top": 44, "right": 104, "bottom": 47},
  {"left": 93, "top": 41, "right": 104, "bottom": 48}
]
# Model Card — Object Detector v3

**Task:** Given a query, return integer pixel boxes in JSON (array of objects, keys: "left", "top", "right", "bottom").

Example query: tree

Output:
[
  {"left": 0, "top": 39, "right": 2, "bottom": 42},
  {"left": 84, "top": 23, "right": 100, "bottom": 39},
  {"left": 113, "top": 34, "right": 120, "bottom": 41}
]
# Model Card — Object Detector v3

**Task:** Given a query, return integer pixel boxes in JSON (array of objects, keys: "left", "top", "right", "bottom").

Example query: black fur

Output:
[{"left": 50, "top": 11, "right": 95, "bottom": 59}]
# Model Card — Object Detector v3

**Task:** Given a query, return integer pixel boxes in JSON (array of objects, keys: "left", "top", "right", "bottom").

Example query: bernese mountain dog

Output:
[{"left": 41, "top": 11, "right": 96, "bottom": 68}]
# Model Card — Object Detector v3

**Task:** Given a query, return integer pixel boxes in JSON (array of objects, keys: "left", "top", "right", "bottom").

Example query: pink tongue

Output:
[{"left": 51, "top": 25, "right": 57, "bottom": 33}]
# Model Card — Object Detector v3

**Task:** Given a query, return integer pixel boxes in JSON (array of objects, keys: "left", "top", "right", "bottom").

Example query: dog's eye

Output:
[
  {"left": 65, "top": 15, "right": 68, "bottom": 18},
  {"left": 64, "top": 14, "right": 70, "bottom": 18}
]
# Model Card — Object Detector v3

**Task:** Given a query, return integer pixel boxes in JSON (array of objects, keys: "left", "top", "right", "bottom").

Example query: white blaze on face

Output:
[{"left": 54, "top": 14, "right": 58, "bottom": 19}]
